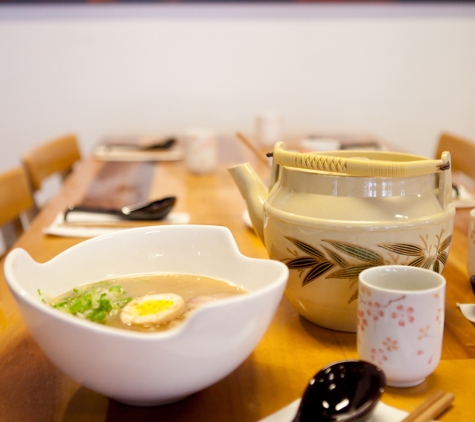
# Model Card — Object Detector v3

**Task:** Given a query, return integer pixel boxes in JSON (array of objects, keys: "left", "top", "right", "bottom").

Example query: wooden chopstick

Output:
[
  {"left": 401, "top": 391, "right": 454, "bottom": 422},
  {"left": 236, "top": 132, "right": 271, "bottom": 167}
]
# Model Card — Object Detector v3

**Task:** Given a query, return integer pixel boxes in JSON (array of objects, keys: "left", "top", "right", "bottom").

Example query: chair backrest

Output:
[
  {"left": 0, "top": 166, "right": 35, "bottom": 255},
  {"left": 435, "top": 132, "right": 475, "bottom": 180},
  {"left": 22, "top": 133, "right": 81, "bottom": 192}
]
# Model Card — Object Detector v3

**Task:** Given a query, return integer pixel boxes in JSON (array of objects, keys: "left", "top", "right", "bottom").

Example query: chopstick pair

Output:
[
  {"left": 401, "top": 390, "right": 454, "bottom": 422},
  {"left": 236, "top": 132, "right": 271, "bottom": 167}
]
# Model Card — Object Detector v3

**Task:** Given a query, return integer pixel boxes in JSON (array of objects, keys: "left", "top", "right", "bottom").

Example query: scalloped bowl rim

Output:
[{"left": 3, "top": 225, "right": 289, "bottom": 405}]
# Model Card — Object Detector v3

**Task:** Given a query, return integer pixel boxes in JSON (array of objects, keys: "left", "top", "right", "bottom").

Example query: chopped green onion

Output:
[{"left": 47, "top": 282, "right": 132, "bottom": 324}]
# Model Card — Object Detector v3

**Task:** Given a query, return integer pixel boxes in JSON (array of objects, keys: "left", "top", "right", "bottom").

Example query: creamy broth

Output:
[{"left": 48, "top": 273, "right": 247, "bottom": 332}]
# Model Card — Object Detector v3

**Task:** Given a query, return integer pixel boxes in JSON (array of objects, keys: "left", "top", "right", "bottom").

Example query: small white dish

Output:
[
  {"left": 453, "top": 184, "right": 475, "bottom": 208},
  {"left": 4, "top": 225, "right": 288, "bottom": 406},
  {"left": 299, "top": 137, "right": 341, "bottom": 152},
  {"left": 457, "top": 303, "right": 475, "bottom": 323},
  {"left": 93, "top": 144, "right": 184, "bottom": 162},
  {"left": 258, "top": 399, "right": 415, "bottom": 422}
]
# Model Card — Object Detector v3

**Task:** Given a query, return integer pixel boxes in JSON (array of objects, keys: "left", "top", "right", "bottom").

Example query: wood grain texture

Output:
[{"left": 1, "top": 135, "right": 474, "bottom": 421}]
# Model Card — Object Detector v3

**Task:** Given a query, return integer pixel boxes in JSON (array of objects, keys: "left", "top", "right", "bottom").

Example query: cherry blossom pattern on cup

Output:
[
  {"left": 357, "top": 266, "right": 445, "bottom": 388},
  {"left": 359, "top": 289, "right": 442, "bottom": 365}
]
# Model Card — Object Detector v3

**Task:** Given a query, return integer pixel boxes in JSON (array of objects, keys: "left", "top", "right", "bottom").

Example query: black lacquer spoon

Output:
[
  {"left": 64, "top": 197, "right": 176, "bottom": 222},
  {"left": 292, "top": 360, "right": 386, "bottom": 422}
]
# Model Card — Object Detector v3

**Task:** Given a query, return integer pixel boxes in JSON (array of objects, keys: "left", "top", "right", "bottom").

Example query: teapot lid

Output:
[{"left": 270, "top": 142, "right": 450, "bottom": 178}]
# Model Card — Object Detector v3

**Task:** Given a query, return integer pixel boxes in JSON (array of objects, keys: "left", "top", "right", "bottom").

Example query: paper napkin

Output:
[
  {"left": 92, "top": 144, "right": 184, "bottom": 162},
  {"left": 43, "top": 211, "right": 190, "bottom": 238}
]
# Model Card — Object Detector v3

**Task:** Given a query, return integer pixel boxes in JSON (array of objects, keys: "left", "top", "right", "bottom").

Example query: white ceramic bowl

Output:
[{"left": 4, "top": 225, "right": 288, "bottom": 406}]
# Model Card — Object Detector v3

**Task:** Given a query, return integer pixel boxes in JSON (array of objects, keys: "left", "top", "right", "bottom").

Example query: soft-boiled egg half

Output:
[{"left": 120, "top": 293, "right": 185, "bottom": 327}]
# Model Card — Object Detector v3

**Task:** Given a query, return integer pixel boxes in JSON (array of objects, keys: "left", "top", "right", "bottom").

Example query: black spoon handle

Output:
[{"left": 105, "top": 138, "right": 176, "bottom": 150}]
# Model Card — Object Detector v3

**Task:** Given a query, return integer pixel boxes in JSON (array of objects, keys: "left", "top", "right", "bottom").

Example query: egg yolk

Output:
[
  {"left": 132, "top": 299, "right": 175, "bottom": 316},
  {"left": 120, "top": 293, "right": 186, "bottom": 327}
]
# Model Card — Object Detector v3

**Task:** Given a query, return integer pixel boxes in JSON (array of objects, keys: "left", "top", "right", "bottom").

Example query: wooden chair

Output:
[
  {"left": 435, "top": 132, "right": 475, "bottom": 180},
  {"left": 0, "top": 166, "right": 35, "bottom": 256},
  {"left": 22, "top": 133, "right": 81, "bottom": 208}
]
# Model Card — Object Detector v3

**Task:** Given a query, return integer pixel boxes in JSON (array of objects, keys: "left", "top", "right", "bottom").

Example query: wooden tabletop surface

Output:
[{"left": 1, "top": 135, "right": 475, "bottom": 422}]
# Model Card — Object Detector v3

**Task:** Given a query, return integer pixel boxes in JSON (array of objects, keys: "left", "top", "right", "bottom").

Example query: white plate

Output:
[
  {"left": 258, "top": 399, "right": 420, "bottom": 422},
  {"left": 93, "top": 144, "right": 184, "bottom": 162},
  {"left": 43, "top": 211, "right": 190, "bottom": 238},
  {"left": 457, "top": 303, "right": 475, "bottom": 323}
]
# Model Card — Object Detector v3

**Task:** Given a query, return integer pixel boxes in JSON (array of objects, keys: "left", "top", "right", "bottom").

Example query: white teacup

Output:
[
  {"left": 357, "top": 265, "right": 445, "bottom": 388},
  {"left": 255, "top": 111, "right": 284, "bottom": 147},
  {"left": 182, "top": 128, "right": 217, "bottom": 175}
]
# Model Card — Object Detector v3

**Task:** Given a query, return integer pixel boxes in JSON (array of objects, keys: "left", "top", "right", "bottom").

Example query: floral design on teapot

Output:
[{"left": 282, "top": 229, "right": 451, "bottom": 304}]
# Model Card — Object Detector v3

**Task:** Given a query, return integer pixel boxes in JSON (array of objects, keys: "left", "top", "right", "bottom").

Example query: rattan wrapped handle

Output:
[{"left": 271, "top": 142, "right": 449, "bottom": 177}]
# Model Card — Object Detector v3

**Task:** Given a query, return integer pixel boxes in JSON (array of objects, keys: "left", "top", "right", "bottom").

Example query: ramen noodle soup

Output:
[{"left": 45, "top": 273, "right": 247, "bottom": 332}]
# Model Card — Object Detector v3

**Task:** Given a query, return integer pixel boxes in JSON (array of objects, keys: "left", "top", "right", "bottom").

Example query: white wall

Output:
[{"left": 1, "top": 2, "right": 475, "bottom": 173}]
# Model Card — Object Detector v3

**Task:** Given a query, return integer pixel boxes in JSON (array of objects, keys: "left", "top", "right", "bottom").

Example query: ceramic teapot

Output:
[{"left": 228, "top": 142, "right": 455, "bottom": 332}]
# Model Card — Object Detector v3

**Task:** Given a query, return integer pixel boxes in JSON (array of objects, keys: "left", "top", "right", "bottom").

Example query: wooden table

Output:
[{"left": 1, "top": 136, "right": 475, "bottom": 422}]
